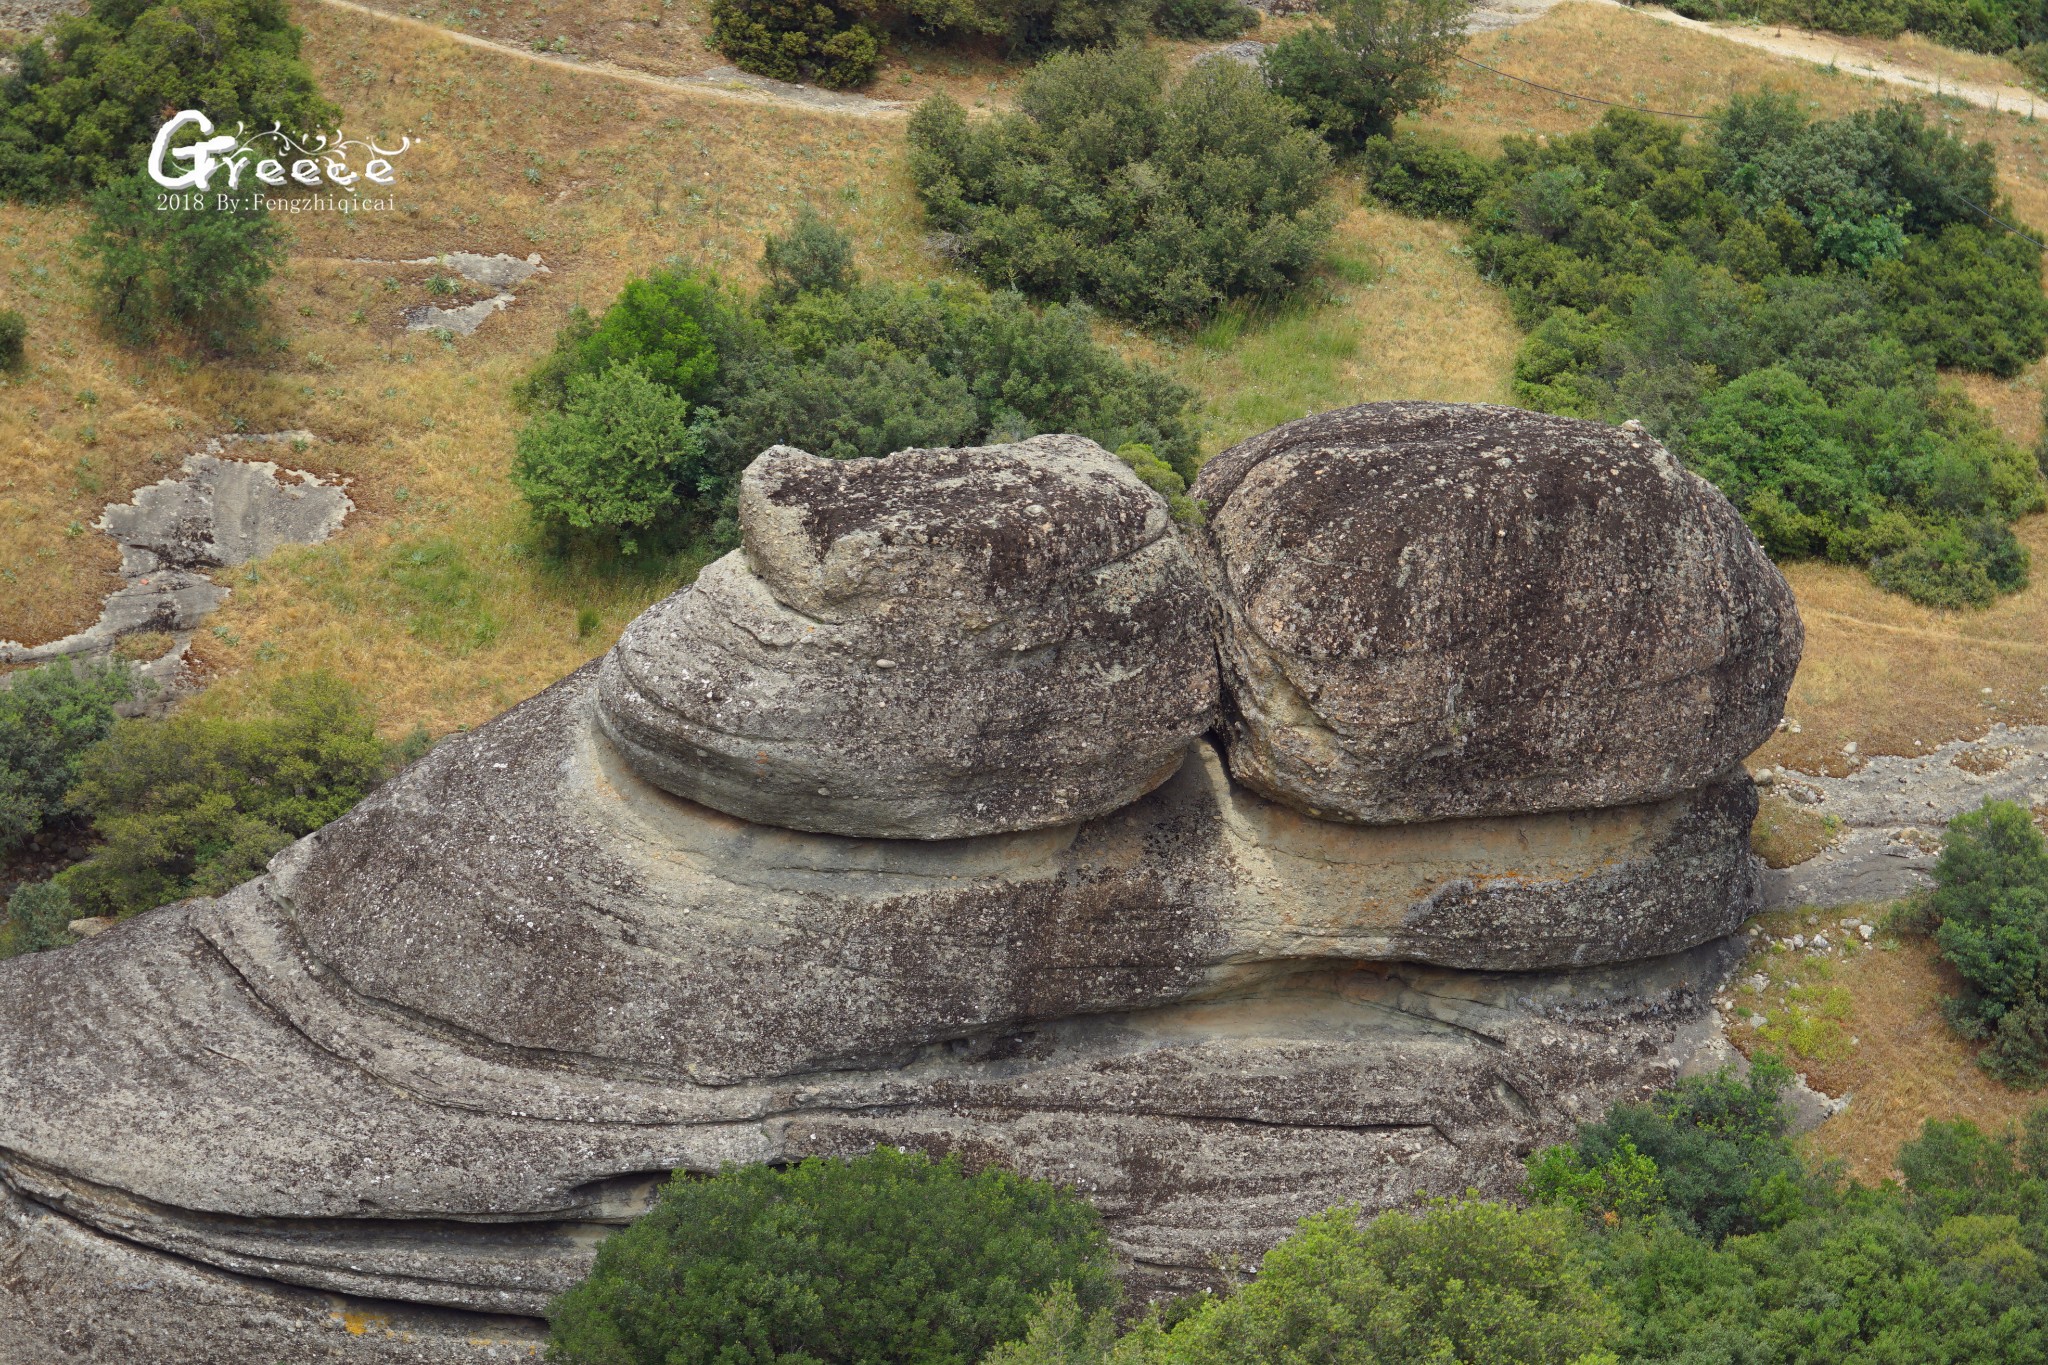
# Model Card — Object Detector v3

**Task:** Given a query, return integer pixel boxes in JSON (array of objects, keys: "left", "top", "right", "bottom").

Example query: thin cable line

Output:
[{"left": 1453, "top": 55, "right": 1711, "bottom": 119}]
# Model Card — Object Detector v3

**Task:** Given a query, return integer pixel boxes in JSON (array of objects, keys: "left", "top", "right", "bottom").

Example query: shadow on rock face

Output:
[{"left": 0, "top": 406, "right": 1801, "bottom": 1361}]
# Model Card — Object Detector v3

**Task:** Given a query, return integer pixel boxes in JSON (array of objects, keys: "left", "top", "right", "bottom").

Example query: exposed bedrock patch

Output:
[
  {"left": 0, "top": 434, "right": 350, "bottom": 683},
  {"left": 0, "top": 412, "right": 1798, "bottom": 1360},
  {"left": 1194, "top": 403, "right": 1802, "bottom": 825}
]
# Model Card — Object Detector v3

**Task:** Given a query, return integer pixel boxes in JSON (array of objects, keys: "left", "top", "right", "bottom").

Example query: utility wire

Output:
[
  {"left": 1455, "top": 58, "right": 2048, "bottom": 249},
  {"left": 1453, "top": 55, "right": 1711, "bottom": 119}
]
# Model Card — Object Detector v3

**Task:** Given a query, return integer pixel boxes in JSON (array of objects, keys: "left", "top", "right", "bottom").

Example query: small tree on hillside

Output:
[
  {"left": 78, "top": 175, "right": 285, "bottom": 350},
  {"left": 1929, "top": 798, "right": 2048, "bottom": 1085},
  {"left": 1263, "top": 0, "right": 1475, "bottom": 153}
]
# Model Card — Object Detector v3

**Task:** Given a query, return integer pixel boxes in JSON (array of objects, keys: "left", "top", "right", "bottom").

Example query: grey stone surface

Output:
[
  {"left": 1194, "top": 403, "right": 1801, "bottom": 825},
  {"left": 0, "top": 434, "right": 350, "bottom": 672},
  {"left": 0, "top": 409, "right": 1798, "bottom": 1361},
  {"left": 1760, "top": 723, "right": 2048, "bottom": 909},
  {"left": 597, "top": 437, "right": 1221, "bottom": 839}
]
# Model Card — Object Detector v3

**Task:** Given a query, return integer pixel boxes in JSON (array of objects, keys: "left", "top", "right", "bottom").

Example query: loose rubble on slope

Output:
[{"left": 0, "top": 406, "right": 1801, "bottom": 1363}]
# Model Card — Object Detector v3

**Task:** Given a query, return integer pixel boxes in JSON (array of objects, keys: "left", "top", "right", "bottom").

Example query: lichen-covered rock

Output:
[
  {"left": 597, "top": 436, "right": 1219, "bottom": 839},
  {"left": 1194, "top": 402, "right": 1801, "bottom": 824}
]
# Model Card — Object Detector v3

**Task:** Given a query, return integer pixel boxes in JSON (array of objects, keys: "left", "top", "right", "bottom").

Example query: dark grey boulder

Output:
[
  {"left": 597, "top": 436, "right": 1220, "bottom": 839},
  {"left": 1194, "top": 402, "right": 1802, "bottom": 825}
]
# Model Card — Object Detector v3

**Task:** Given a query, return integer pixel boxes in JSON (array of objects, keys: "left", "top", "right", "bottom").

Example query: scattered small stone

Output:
[{"left": 1858, "top": 924, "right": 1874, "bottom": 941}]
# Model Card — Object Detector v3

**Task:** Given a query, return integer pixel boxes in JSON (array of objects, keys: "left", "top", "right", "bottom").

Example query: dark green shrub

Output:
[
  {"left": 1114, "top": 443, "right": 1201, "bottom": 525},
  {"left": 907, "top": 46, "right": 1334, "bottom": 328},
  {"left": 0, "top": 0, "right": 336, "bottom": 200},
  {"left": 1, "top": 881, "right": 76, "bottom": 959},
  {"left": 1530, "top": 1059, "right": 1808, "bottom": 1242},
  {"left": 763, "top": 204, "right": 860, "bottom": 303},
  {"left": 2019, "top": 42, "right": 2048, "bottom": 91},
  {"left": 56, "top": 673, "right": 392, "bottom": 920},
  {"left": 78, "top": 174, "right": 285, "bottom": 350},
  {"left": 708, "top": 0, "right": 882, "bottom": 90},
  {"left": 1879, "top": 224, "right": 2048, "bottom": 378},
  {"left": 0, "top": 308, "right": 24, "bottom": 371},
  {"left": 512, "top": 364, "right": 716, "bottom": 556},
  {"left": 1262, "top": 0, "right": 1474, "bottom": 154},
  {"left": 1362, "top": 133, "right": 1493, "bottom": 219},
  {"left": 546, "top": 1147, "right": 1117, "bottom": 1365},
  {"left": 1928, "top": 799, "right": 2048, "bottom": 1086},
  {"left": 0, "top": 658, "right": 135, "bottom": 859},
  {"left": 1151, "top": 0, "right": 1255, "bottom": 38}
]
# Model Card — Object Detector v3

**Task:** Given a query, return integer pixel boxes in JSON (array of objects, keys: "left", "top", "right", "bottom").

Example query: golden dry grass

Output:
[
  {"left": 1750, "top": 791, "right": 1841, "bottom": 867},
  {"left": 1727, "top": 910, "right": 2047, "bottom": 1182}
]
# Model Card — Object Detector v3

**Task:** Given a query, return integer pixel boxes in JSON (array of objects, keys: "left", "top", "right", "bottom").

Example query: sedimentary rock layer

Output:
[
  {"left": 597, "top": 437, "right": 1220, "bottom": 839},
  {"left": 1194, "top": 402, "right": 1801, "bottom": 824}
]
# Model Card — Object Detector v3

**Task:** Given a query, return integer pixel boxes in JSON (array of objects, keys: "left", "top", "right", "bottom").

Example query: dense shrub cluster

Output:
[
  {"left": 1649, "top": 0, "right": 2048, "bottom": 55},
  {"left": 547, "top": 1147, "right": 1117, "bottom": 1365},
  {"left": 0, "top": 0, "right": 335, "bottom": 200},
  {"left": 0, "top": 674, "right": 417, "bottom": 955},
  {"left": 0, "top": 307, "right": 25, "bottom": 371},
  {"left": 906, "top": 46, "right": 1335, "bottom": 328},
  {"left": 1410, "top": 96, "right": 2048, "bottom": 606},
  {"left": 0, "top": 659, "right": 134, "bottom": 861},
  {"left": 1924, "top": 798, "right": 2048, "bottom": 1085},
  {"left": 707, "top": 0, "right": 882, "bottom": 89},
  {"left": 513, "top": 210, "right": 1198, "bottom": 554}
]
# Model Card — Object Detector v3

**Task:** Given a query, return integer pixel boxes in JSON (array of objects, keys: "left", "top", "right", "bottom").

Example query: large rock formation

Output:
[
  {"left": 1195, "top": 403, "right": 1801, "bottom": 824},
  {"left": 0, "top": 407, "right": 1799, "bottom": 1363}
]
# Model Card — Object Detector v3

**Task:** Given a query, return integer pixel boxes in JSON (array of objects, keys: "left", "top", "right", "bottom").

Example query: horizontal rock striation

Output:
[{"left": 0, "top": 409, "right": 1799, "bottom": 1362}]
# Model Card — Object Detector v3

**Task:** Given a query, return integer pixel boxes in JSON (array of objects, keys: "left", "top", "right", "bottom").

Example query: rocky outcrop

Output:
[
  {"left": 1194, "top": 403, "right": 1801, "bottom": 825},
  {"left": 0, "top": 407, "right": 1799, "bottom": 1363},
  {"left": 598, "top": 437, "right": 1219, "bottom": 839}
]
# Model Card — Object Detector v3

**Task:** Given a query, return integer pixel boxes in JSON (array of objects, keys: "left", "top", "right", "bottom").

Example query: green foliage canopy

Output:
[
  {"left": 906, "top": 46, "right": 1336, "bottom": 328},
  {"left": 546, "top": 1147, "right": 1117, "bottom": 1365},
  {"left": 79, "top": 173, "right": 285, "bottom": 350},
  {"left": 0, "top": 658, "right": 134, "bottom": 860},
  {"left": 1929, "top": 799, "right": 2048, "bottom": 1086},
  {"left": 0, "top": 0, "right": 336, "bottom": 200},
  {"left": 1263, "top": 0, "right": 1475, "bottom": 153}
]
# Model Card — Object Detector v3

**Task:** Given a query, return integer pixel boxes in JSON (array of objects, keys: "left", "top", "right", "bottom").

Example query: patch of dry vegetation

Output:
[{"left": 1750, "top": 791, "right": 1841, "bottom": 867}]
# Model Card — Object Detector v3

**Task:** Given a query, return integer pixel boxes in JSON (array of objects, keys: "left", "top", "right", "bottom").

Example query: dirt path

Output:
[
  {"left": 311, "top": 0, "right": 909, "bottom": 116},
  {"left": 1574, "top": 0, "right": 2043, "bottom": 114}
]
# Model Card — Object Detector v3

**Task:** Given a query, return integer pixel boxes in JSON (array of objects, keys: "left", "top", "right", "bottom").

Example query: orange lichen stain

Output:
[{"left": 333, "top": 1310, "right": 389, "bottom": 1336}]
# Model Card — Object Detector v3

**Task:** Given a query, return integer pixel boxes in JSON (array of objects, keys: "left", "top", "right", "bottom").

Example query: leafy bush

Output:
[
  {"left": 1115, "top": 443, "right": 1201, "bottom": 525},
  {"left": 0, "top": 659, "right": 135, "bottom": 859},
  {"left": 547, "top": 1147, "right": 1116, "bottom": 1365},
  {"left": 906, "top": 46, "right": 1335, "bottom": 328},
  {"left": 1263, "top": 0, "right": 1474, "bottom": 154},
  {"left": 1362, "top": 133, "right": 1494, "bottom": 218},
  {"left": 1928, "top": 798, "right": 2048, "bottom": 1086},
  {"left": 1662, "top": 0, "right": 2048, "bottom": 52},
  {"left": 513, "top": 218, "right": 1199, "bottom": 552},
  {"left": 995, "top": 1199, "right": 1616, "bottom": 1365},
  {"left": 1, "top": 880, "right": 76, "bottom": 958},
  {"left": 1462, "top": 97, "right": 2047, "bottom": 605},
  {"left": 0, "top": 0, "right": 336, "bottom": 200},
  {"left": 0, "top": 308, "right": 24, "bottom": 371},
  {"left": 1151, "top": 0, "right": 1255, "bottom": 38},
  {"left": 79, "top": 174, "right": 285, "bottom": 350},
  {"left": 512, "top": 364, "right": 715, "bottom": 556},
  {"left": 55, "top": 674, "right": 394, "bottom": 920},
  {"left": 1531, "top": 1060, "right": 1809, "bottom": 1242},
  {"left": 708, "top": 0, "right": 882, "bottom": 89}
]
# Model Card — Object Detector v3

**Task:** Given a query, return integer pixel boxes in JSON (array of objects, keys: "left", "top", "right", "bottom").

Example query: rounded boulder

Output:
[
  {"left": 597, "top": 435, "right": 1220, "bottom": 839},
  {"left": 1193, "top": 402, "right": 1801, "bottom": 824}
]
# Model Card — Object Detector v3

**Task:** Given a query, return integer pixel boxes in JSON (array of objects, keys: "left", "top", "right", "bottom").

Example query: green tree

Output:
[
  {"left": 1930, "top": 799, "right": 2048, "bottom": 1085},
  {"left": 763, "top": 205, "right": 860, "bottom": 303},
  {"left": 57, "top": 673, "right": 392, "bottom": 919},
  {"left": 907, "top": 46, "right": 1335, "bottom": 328},
  {"left": 78, "top": 174, "right": 285, "bottom": 349},
  {"left": 0, "top": 658, "right": 135, "bottom": 859},
  {"left": 1263, "top": 0, "right": 1475, "bottom": 153},
  {"left": 1, "top": 880, "right": 77, "bottom": 958},
  {"left": 512, "top": 363, "right": 717, "bottom": 555},
  {"left": 0, "top": 308, "right": 24, "bottom": 371},
  {"left": 0, "top": 0, "right": 336, "bottom": 200},
  {"left": 546, "top": 1147, "right": 1117, "bottom": 1365}
]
